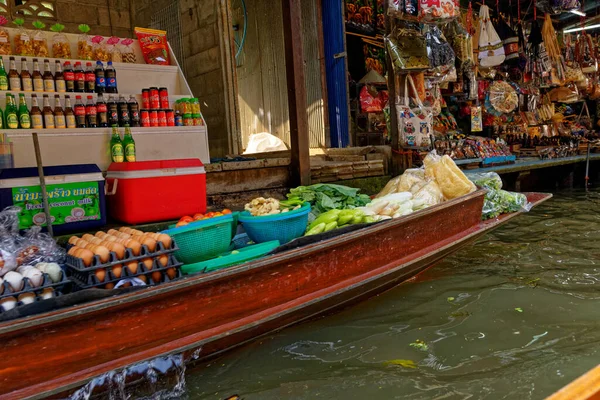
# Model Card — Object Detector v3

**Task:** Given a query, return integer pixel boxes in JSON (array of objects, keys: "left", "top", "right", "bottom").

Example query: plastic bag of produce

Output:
[
  {"left": 466, "top": 172, "right": 503, "bottom": 191},
  {"left": 482, "top": 189, "right": 532, "bottom": 219},
  {"left": 376, "top": 168, "right": 426, "bottom": 198},
  {"left": 424, "top": 152, "right": 476, "bottom": 199},
  {"left": 412, "top": 180, "right": 444, "bottom": 209}
]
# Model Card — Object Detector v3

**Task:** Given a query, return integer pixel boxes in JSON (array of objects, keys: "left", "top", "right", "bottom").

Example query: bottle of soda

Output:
[
  {"left": 118, "top": 95, "right": 130, "bottom": 126},
  {"left": 95, "top": 61, "right": 106, "bottom": 94},
  {"left": 0, "top": 58, "right": 8, "bottom": 91},
  {"left": 74, "top": 95, "right": 86, "bottom": 128},
  {"left": 128, "top": 95, "right": 140, "bottom": 127},
  {"left": 94, "top": 93, "right": 107, "bottom": 127},
  {"left": 105, "top": 61, "right": 117, "bottom": 93},
  {"left": 43, "top": 59, "right": 55, "bottom": 92},
  {"left": 4, "top": 94, "right": 18, "bottom": 129},
  {"left": 17, "top": 93, "right": 31, "bottom": 129},
  {"left": 64, "top": 61, "right": 75, "bottom": 92},
  {"left": 86, "top": 95, "right": 97, "bottom": 128},
  {"left": 110, "top": 125, "right": 124, "bottom": 163},
  {"left": 20, "top": 58, "right": 32, "bottom": 92},
  {"left": 54, "top": 60, "right": 66, "bottom": 93},
  {"left": 42, "top": 94, "right": 54, "bottom": 129},
  {"left": 74, "top": 62, "right": 85, "bottom": 93},
  {"left": 64, "top": 95, "right": 76, "bottom": 129},
  {"left": 54, "top": 95, "right": 66, "bottom": 129},
  {"left": 107, "top": 95, "right": 119, "bottom": 126},
  {"left": 85, "top": 62, "right": 95, "bottom": 93},
  {"left": 30, "top": 94, "right": 43, "bottom": 129},
  {"left": 122, "top": 124, "right": 136, "bottom": 162}
]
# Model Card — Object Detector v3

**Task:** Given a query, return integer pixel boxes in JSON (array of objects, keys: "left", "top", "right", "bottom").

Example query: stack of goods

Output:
[
  {"left": 173, "top": 97, "right": 204, "bottom": 127},
  {"left": 467, "top": 172, "right": 531, "bottom": 220},
  {"left": 434, "top": 136, "right": 515, "bottom": 166},
  {"left": 140, "top": 87, "right": 176, "bottom": 127},
  {"left": 0, "top": 207, "right": 68, "bottom": 312},
  {"left": 66, "top": 228, "right": 181, "bottom": 289}
]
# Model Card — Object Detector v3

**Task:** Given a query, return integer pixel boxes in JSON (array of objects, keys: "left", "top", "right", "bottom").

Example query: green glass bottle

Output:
[
  {"left": 122, "top": 124, "right": 136, "bottom": 162},
  {"left": 5, "top": 94, "right": 18, "bottom": 129},
  {"left": 110, "top": 125, "right": 124, "bottom": 163},
  {"left": 18, "top": 93, "right": 31, "bottom": 129},
  {"left": 0, "top": 58, "right": 8, "bottom": 91}
]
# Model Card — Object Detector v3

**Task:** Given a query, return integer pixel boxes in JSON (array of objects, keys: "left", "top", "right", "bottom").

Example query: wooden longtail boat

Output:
[
  {"left": 546, "top": 365, "right": 600, "bottom": 400},
  {"left": 0, "top": 190, "right": 552, "bottom": 400}
]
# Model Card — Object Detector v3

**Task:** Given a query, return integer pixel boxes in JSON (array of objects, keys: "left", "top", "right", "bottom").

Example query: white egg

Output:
[
  {"left": 35, "top": 262, "right": 49, "bottom": 273},
  {"left": 0, "top": 296, "right": 16, "bottom": 311},
  {"left": 18, "top": 292, "right": 35, "bottom": 305},
  {"left": 40, "top": 288, "right": 54, "bottom": 300},
  {"left": 17, "top": 265, "right": 35, "bottom": 275},
  {"left": 44, "top": 263, "right": 62, "bottom": 284},
  {"left": 24, "top": 269, "right": 43, "bottom": 288},
  {"left": 4, "top": 271, "right": 23, "bottom": 292}
]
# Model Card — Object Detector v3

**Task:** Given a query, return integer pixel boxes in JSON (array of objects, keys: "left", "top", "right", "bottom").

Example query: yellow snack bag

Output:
[{"left": 424, "top": 153, "right": 476, "bottom": 199}]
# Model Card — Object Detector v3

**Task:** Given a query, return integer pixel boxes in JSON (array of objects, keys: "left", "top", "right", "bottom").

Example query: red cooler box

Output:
[{"left": 106, "top": 159, "right": 206, "bottom": 224}]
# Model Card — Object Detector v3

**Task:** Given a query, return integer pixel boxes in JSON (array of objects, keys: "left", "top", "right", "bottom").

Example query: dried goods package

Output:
[{"left": 424, "top": 153, "right": 476, "bottom": 199}]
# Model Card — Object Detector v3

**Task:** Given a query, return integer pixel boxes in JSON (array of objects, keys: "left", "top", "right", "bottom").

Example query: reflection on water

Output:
[{"left": 183, "top": 190, "right": 600, "bottom": 400}]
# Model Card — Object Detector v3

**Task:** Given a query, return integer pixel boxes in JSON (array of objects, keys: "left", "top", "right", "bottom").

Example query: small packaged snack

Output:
[
  {"left": 134, "top": 27, "right": 171, "bottom": 65},
  {"left": 121, "top": 38, "right": 136, "bottom": 63},
  {"left": 31, "top": 20, "right": 49, "bottom": 58},
  {"left": 0, "top": 17, "right": 11, "bottom": 55},
  {"left": 13, "top": 18, "right": 33, "bottom": 56},
  {"left": 107, "top": 36, "right": 122, "bottom": 62},
  {"left": 92, "top": 35, "right": 109, "bottom": 61},
  {"left": 50, "top": 23, "right": 71, "bottom": 59},
  {"left": 77, "top": 24, "right": 93, "bottom": 61}
]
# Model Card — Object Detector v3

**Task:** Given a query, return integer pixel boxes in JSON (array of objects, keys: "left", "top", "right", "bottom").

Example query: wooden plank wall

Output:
[{"left": 235, "top": 0, "right": 326, "bottom": 150}]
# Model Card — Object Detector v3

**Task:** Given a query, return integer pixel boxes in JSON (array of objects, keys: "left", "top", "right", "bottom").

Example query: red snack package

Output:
[{"left": 134, "top": 27, "right": 171, "bottom": 66}]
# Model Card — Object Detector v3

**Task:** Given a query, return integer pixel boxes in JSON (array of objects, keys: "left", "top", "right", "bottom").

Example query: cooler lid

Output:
[
  {"left": 107, "top": 159, "right": 204, "bottom": 172},
  {"left": 0, "top": 164, "right": 104, "bottom": 188}
]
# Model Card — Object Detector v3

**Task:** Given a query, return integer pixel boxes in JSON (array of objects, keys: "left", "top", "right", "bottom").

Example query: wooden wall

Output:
[{"left": 234, "top": 0, "right": 326, "bottom": 150}]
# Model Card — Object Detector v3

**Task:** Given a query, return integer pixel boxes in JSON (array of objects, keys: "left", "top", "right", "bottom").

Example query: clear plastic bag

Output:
[
  {"left": 466, "top": 171, "right": 503, "bottom": 190},
  {"left": 413, "top": 180, "right": 444, "bottom": 208},
  {"left": 107, "top": 36, "right": 122, "bottom": 62},
  {"left": 424, "top": 25, "right": 456, "bottom": 76},
  {"left": 387, "top": 0, "right": 418, "bottom": 20},
  {"left": 32, "top": 21, "right": 49, "bottom": 57},
  {"left": 121, "top": 38, "right": 137, "bottom": 63},
  {"left": 482, "top": 189, "right": 532, "bottom": 220},
  {"left": 0, "top": 17, "right": 11, "bottom": 56},
  {"left": 424, "top": 152, "right": 476, "bottom": 199},
  {"left": 377, "top": 168, "right": 426, "bottom": 198},
  {"left": 419, "top": 0, "right": 459, "bottom": 22},
  {"left": 385, "top": 28, "right": 430, "bottom": 72},
  {"left": 50, "top": 23, "right": 71, "bottom": 59},
  {"left": 13, "top": 20, "right": 33, "bottom": 56},
  {"left": 92, "top": 36, "right": 110, "bottom": 62}
]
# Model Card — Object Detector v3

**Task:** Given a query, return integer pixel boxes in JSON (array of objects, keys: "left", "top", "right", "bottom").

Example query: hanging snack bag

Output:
[
  {"left": 13, "top": 18, "right": 33, "bottom": 56},
  {"left": 31, "top": 20, "right": 49, "bottom": 57},
  {"left": 92, "top": 35, "right": 109, "bottom": 62},
  {"left": 50, "top": 23, "right": 71, "bottom": 59},
  {"left": 385, "top": 27, "right": 430, "bottom": 72},
  {"left": 121, "top": 38, "right": 137, "bottom": 63},
  {"left": 477, "top": 5, "right": 505, "bottom": 67},
  {"left": 0, "top": 17, "right": 11, "bottom": 55},
  {"left": 419, "top": 0, "right": 459, "bottom": 23},
  {"left": 77, "top": 24, "right": 93, "bottom": 61},
  {"left": 135, "top": 27, "right": 171, "bottom": 66},
  {"left": 107, "top": 36, "right": 122, "bottom": 62}
]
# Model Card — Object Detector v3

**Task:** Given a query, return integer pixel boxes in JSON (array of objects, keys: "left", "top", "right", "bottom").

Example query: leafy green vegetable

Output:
[
  {"left": 515, "top": 307, "right": 523, "bottom": 313},
  {"left": 468, "top": 172, "right": 530, "bottom": 220},
  {"left": 287, "top": 184, "right": 371, "bottom": 215},
  {"left": 409, "top": 340, "right": 429, "bottom": 351}
]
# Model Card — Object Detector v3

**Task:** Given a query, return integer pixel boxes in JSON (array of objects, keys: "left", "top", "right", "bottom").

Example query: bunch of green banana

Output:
[{"left": 305, "top": 209, "right": 376, "bottom": 236}]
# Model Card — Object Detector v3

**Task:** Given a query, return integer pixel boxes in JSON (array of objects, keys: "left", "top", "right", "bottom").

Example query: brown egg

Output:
[
  {"left": 137, "top": 275, "right": 147, "bottom": 283},
  {"left": 79, "top": 249, "right": 94, "bottom": 267},
  {"left": 89, "top": 237, "right": 103, "bottom": 245},
  {"left": 107, "top": 229, "right": 121, "bottom": 237},
  {"left": 68, "top": 236, "right": 79, "bottom": 245},
  {"left": 165, "top": 268, "right": 177, "bottom": 280},
  {"left": 121, "top": 282, "right": 132, "bottom": 288},
  {"left": 94, "top": 246, "right": 110, "bottom": 264},
  {"left": 116, "top": 232, "right": 131, "bottom": 240},
  {"left": 111, "top": 264, "right": 122, "bottom": 279},
  {"left": 157, "top": 234, "right": 172, "bottom": 248},
  {"left": 76, "top": 239, "right": 89, "bottom": 248},
  {"left": 140, "top": 237, "right": 157, "bottom": 252},
  {"left": 82, "top": 234, "right": 96, "bottom": 242},
  {"left": 95, "top": 268, "right": 106, "bottom": 282},
  {"left": 95, "top": 231, "right": 108, "bottom": 238},
  {"left": 151, "top": 271, "right": 162, "bottom": 283},
  {"left": 18, "top": 292, "right": 35, "bottom": 305},
  {"left": 158, "top": 255, "right": 169, "bottom": 267},
  {"left": 126, "top": 239, "right": 141, "bottom": 256},
  {"left": 107, "top": 242, "right": 126, "bottom": 259},
  {"left": 125, "top": 261, "right": 138, "bottom": 275},
  {"left": 104, "top": 283, "right": 115, "bottom": 290},
  {"left": 132, "top": 229, "right": 144, "bottom": 236},
  {"left": 142, "top": 258, "right": 153, "bottom": 270},
  {"left": 119, "top": 227, "right": 132, "bottom": 234},
  {"left": 67, "top": 246, "right": 78, "bottom": 256},
  {"left": 103, "top": 235, "right": 117, "bottom": 242}
]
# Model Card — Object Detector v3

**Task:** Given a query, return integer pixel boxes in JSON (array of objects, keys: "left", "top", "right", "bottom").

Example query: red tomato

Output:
[
  {"left": 179, "top": 216, "right": 193, "bottom": 223},
  {"left": 205, "top": 212, "right": 215, "bottom": 218},
  {"left": 214, "top": 212, "right": 223, "bottom": 217},
  {"left": 193, "top": 213, "right": 204, "bottom": 220},
  {"left": 222, "top": 209, "right": 232, "bottom": 215},
  {"left": 176, "top": 221, "right": 189, "bottom": 228}
]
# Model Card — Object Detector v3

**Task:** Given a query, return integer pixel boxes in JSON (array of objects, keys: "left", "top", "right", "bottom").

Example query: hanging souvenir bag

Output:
[
  {"left": 496, "top": 16, "right": 519, "bottom": 64},
  {"left": 424, "top": 25, "right": 455, "bottom": 75},
  {"left": 478, "top": 5, "right": 505, "bottom": 67},
  {"left": 387, "top": 0, "right": 418, "bottom": 20},
  {"left": 576, "top": 33, "right": 598, "bottom": 74},
  {"left": 542, "top": 13, "right": 566, "bottom": 84},
  {"left": 396, "top": 74, "right": 433, "bottom": 148},
  {"left": 419, "top": 0, "right": 459, "bottom": 23},
  {"left": 564, "top": 34, "right": 585, "bottom": 83}
]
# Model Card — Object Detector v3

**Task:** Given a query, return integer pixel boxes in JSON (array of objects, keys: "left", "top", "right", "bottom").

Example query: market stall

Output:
[{"left": 382, "top": 0, "right": 600, "bottom": 169}]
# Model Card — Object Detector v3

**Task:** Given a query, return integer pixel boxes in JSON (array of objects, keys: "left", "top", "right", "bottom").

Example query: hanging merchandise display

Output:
[
  {"left": 419, "top": 0, "right": 460, "bottom": 22},
  {"left": 576, "top": 33, "right": 598, "bottom": 74},
  {"left": 477, "top": 5, "right": 505, "bottom": 68},
  {"left": 386, "top": 27, "right": 430, "bottom": 71},
  {"left": 397, "top": 75, "right": 433, "bottom": 148}
]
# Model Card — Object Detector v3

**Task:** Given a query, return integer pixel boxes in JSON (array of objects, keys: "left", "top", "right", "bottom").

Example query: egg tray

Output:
[
  {"left": 0, "top": 269, "right": 71, "bottom": 301},
  {"left": 65, "top": 240, "right": 180, "bottom": 272},
  {"left": 0, "top": 291, "right": 64, "bottom": 314},
  {"left": 67, "top": 253, "right": 183, "bottom": 290}
]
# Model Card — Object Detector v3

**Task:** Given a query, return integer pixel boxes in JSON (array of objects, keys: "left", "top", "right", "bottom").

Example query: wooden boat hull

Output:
[{"left": 0, "top": 191, "right": 552, "bottom": 400}]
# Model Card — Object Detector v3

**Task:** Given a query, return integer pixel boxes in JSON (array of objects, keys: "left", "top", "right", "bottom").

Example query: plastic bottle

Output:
[
  {"left": 118, "top": 95, "right": 129, "bottom": 126},
  {"left": 63, "top": 61, "right": 75, "bottom": 92},
  {"left": 64, "top": 95, "right": 76, "bottom": 128},
  {"left": 95, "top": 61, "right": 105, "bottom": 94},
  {"left": 105, "top": 61, "right": 117, "bottom": 93},
  {"left": 128, "top": 95, "right": 140, "bottom": 127},
  {"left": 74, "top": 62, "right": 85, "bottom": 93},
  {"left": 97, "top": 93, "right": 108, "bottom": 127},
  {"left": 74, "top": 95, "right": 86, "bottom": 128},
  {"left": 107, "top": 95, "right": 119, "bottom": 126},
  {"left": 85, "top": 62, "right": 96, "bottom": 93},
  {"left": 86, "top": 95, "right": 97, "bottom": 128}
]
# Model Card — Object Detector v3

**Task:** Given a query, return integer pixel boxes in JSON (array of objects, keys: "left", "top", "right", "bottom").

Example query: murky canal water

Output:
[{"left": 182, "top": 190, "right": 600, "bottom": 400}]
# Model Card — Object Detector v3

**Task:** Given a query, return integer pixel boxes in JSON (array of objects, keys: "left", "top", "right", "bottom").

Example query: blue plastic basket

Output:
[{"left": 238, "top": 203, "right": 310, "bottom": 244}]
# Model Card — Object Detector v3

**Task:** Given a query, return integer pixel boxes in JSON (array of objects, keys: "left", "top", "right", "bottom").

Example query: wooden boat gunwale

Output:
[{"left": 0, "top": 188, "right": 487, "bottom": 334}]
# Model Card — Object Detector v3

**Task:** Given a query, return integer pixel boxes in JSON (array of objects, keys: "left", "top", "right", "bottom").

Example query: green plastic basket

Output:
[
  {"left": 162, "top": 216, "right": 233, "bottom": 264},
  {"left": 169, "top": 212, "right": 239, "bottom": 239},
  {"left": 182, "top": 240, "right": 280, "bottom": 275}
]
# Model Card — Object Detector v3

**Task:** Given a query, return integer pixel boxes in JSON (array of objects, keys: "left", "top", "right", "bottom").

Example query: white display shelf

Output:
[{"left": 6, "top": 126, "right": 210, "bottom": 171}]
